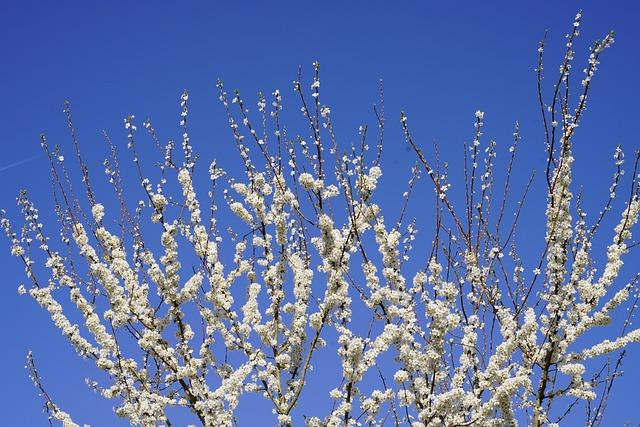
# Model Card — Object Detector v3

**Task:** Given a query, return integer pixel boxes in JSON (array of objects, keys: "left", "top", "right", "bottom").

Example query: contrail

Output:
[{"left": 0, "top": 153, "right": 44, "bottom": 172}]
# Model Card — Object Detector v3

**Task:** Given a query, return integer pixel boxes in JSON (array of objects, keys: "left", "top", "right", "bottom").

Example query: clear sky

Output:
[{"left": 1, "top": 1, "right": 639, "bottom": 425}]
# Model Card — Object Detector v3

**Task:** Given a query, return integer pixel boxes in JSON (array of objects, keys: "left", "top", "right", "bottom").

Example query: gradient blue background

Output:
[{"left": 1, "top": 1, "right": 639, "bottom": 425}]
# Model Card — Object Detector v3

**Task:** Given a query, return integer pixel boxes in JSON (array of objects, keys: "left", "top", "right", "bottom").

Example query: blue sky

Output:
[{"left": 1, "top": 1, "right": 639, "bottom": 425}]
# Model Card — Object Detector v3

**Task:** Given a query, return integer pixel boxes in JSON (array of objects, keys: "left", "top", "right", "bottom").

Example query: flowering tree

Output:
[{"left": 2, "top": 13, "right": 639, "bottom": 427}]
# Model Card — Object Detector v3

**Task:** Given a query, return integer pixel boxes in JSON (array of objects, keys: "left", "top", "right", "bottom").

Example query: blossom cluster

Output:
[{"left": 1, "top": 19, "right": 638, "bottom": 427}]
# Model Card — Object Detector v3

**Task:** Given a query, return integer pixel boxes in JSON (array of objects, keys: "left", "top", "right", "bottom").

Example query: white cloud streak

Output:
[{"left": 0, "top": 154, "right": 43, "bottom": 173}]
